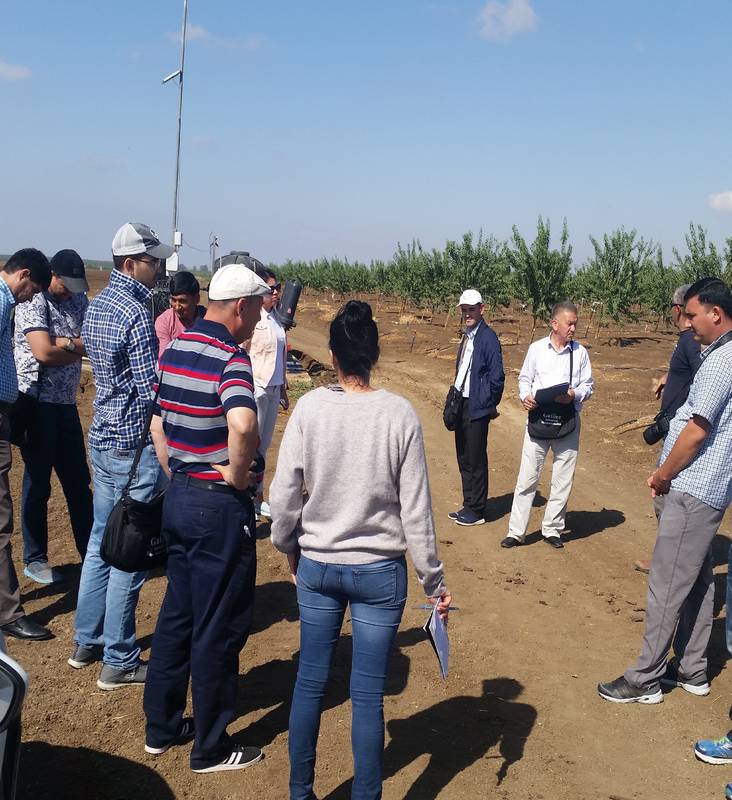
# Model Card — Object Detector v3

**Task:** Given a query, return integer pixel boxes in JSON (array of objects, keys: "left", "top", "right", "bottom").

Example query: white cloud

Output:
[
  {"left": 166, "top": 24, "right": 264, "bottom": 51},
  {"left": 0, "top": 60, "right": 31, "bottom": 81},
  {"left": 708, "top": 191, "right": 732, "bottom": 213},
  {"left": 478, "top": 0, "right": 537, "bottom": 41}
]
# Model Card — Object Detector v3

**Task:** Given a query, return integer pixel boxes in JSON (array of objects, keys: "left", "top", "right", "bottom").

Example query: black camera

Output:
[{"left": 643, "top": 410, "right": 671, "bottom": 445}]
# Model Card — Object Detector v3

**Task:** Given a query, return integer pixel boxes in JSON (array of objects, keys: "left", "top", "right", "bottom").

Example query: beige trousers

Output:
[{"left": 507, "top": 418, "right": 581, "bottom": 541}]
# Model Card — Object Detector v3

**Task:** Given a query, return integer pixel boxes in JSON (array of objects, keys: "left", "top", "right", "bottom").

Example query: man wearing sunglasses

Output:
[
  {"left": 245, "top": 265, "right": 288, "bottom": 519},
  {"left": 71, "top": 223, "right": 172, "bottom": 690},
  {"left": 633, "top": 284, "right": 701, "bottom": 574}
]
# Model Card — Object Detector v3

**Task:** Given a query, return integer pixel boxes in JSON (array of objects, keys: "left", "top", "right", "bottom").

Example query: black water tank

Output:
[
  {"left": 271, "top": 280, "right": 303, "bottom": 330},
  {"left": 214, "top": 251, "right": 265, "bottom": 273}
]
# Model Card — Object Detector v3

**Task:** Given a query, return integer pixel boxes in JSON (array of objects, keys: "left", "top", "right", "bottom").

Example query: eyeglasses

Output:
[
  {"left": 133, "top": 256, "right": 162, "bottom": 268},
  {"left": 270, "top": 283, "right": 281, "bottom": 293}
]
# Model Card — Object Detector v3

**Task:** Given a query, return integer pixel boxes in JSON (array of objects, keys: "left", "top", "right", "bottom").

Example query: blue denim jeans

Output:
[
  {"left": 727, "top": 543, "right": 732, "bottom": 657},
  {"left": 289, "top": 555, "right": 407, "bottom": 800},
  {"left": 73, "top": 445, "right": 162, "bottom": 670}
]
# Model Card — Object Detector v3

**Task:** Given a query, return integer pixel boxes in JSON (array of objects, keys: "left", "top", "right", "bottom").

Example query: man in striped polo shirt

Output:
[{"left": 143, "top": 264, "right": 270, "bottom": 774}]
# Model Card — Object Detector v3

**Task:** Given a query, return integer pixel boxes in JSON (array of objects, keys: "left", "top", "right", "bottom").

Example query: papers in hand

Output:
[
  {"left": 423, "top": 608, "right": 449, "bottom": 679},
  {"left": 534, "top": 382, "right": 570, "bottom": 406}
]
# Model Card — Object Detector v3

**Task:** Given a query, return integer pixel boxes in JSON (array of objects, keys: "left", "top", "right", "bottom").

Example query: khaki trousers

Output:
[{"left": 507, "top": 418, "right": 581, "bottom": 541}]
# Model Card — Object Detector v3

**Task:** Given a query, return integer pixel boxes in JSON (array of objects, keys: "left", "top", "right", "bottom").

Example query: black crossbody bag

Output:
[
  {"left": 443, "top": 340, "right": 472, "bottom": 432},
  {"left": 527, "top": 345, "right": 577, "bottom": 440},
  {"left": 99, "top": 382, "right": 168, "bottom": 573}
]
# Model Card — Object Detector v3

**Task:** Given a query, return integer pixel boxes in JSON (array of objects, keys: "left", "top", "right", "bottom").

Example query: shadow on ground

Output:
[
  {"left": 234, "top": 627, "right": 423, "bottom": 749},
  {"left": 20, "top": 742, "right": 175, "bottom": 799},
  {"left": 322, "top": 677, "right": 537, "bottom": 799}
]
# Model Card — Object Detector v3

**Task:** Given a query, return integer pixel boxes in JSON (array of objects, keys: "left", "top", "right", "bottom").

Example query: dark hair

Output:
[
  {"left": 3, "top": 248, "right": 51, "bottom": 290},
  {"left": 169, "top": 271, "right": 200, "bottom": 296},
  {"left": 329, "top": 300, "right": 379, "bottom": 381},
  {"left": 551, "top": 300, "right": 578, "bottom": 320},
  {"left": 254, "top": 264, "right": 276, "bottom": 283},
  {"left": 685, "top": 278, "right": 732, "bottom": 318}
]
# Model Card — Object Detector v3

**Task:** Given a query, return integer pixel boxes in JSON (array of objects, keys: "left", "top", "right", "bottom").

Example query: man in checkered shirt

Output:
[
  {"left": 70, "top": 223, "right": 173, "bottom": 691},
  {"left": 599, "top": 277, "right": 732, "bottom": 705}
]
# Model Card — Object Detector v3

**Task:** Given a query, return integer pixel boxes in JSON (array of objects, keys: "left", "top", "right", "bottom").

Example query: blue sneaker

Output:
[
  {"left": 447, "top": 508, "right": 464, "bottom": 521},
  {"left": 454, "top": 509, "right": 485, "bottom": 527},
  {"left": 726, "top": 782, "right": 732, "bottom": 800},
  {"left": 694, "top": 734, "right": 732, "bottom": 765}
]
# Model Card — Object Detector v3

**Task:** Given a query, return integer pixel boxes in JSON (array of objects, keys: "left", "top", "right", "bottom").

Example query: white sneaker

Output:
[{"left": 258, "top": 501, "right": 271, "bottom": 519}]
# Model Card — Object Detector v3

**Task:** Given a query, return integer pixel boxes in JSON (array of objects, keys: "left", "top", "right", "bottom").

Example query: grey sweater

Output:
[{"left": 269, "top": 386, "right": 446, "bottom": 597}]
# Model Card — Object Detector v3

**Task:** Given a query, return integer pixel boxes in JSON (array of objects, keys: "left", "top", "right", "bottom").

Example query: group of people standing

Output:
[
  {"left": 447, "top": 278, "right": 732, "bottom": 800},
  {"left": 0, "top": 225, "right": 449, "bottom": 796}
]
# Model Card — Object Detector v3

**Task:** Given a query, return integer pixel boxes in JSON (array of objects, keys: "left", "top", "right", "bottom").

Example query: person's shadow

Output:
[
  {"left": 19, "top": 741, "right": 176, "bottom": 799},
  {"left": 322, "top": 677, "right": 536, "bottom": 799},
  {"left": 235, "top": 627, "right": 421, "bottom": 749}
]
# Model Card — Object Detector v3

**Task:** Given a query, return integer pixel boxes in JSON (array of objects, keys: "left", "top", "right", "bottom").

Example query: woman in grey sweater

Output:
[{"left": 270, "top": 300, "right": 450, "bottom": 800}]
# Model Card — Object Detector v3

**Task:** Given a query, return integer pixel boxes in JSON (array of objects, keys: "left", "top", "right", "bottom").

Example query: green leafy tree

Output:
[
  {"left": 583, "top": 228, "right": 655, "bottom": 328},
  {"left": 672, "top": 223, "right": 722, "bottom": 282},
  {"left": 506, "top": 217, "right": 573, "bottom": 337}
]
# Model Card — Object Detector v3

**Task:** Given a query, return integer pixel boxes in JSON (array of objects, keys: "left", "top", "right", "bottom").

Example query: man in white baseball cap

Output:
[
  {"left": 143, "top": 263, "right": 271, "bottom": 773},
  {"left": 448, "top": 288, "right": 505, "bottom": 526}
]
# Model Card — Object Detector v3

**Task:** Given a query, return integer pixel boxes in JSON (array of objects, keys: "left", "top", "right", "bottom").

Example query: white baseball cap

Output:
[
  {"left": 112, "top": 222, "right": 175, "bottom": 260},
  {"left": 457, "top": 289, "right": 483, "bottom": 307},
  {"left": 208, "top": 264, "right": 272, "bottom": 301}
]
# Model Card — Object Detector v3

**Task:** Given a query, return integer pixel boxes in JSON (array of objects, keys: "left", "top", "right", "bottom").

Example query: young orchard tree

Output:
[
  {"left": 584, "top": 227, "right": 655, "bottom": 337},
  {"left": 507, "top": 217, "right": 573, "bottom": 339},
  {"left": 672, "top": 222, "right": 722, "bottom": 282},
  {"left": 444, "top": 231, "right": 511, "bottom": 311},
  {"left": 638, "top": 247, "right": 680, "bottom": 329}
]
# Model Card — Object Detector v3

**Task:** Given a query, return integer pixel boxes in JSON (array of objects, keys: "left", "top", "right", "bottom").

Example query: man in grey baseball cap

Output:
[{"left": 70, "top": 222, "right": 170, "bottom": 689}]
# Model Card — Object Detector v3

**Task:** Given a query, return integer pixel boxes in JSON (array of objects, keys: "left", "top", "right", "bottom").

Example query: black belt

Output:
[{"left": 171, "top": 471, "right": 250, "bottom": 498}]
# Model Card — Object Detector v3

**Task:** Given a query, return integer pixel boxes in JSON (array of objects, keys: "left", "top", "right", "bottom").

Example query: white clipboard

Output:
[{"left": 423, "top": 608, "right": 449, "bottom": 679}]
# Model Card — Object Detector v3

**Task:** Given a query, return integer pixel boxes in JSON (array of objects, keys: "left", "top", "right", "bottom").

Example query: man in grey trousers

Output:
[{"left": 598, "top": 277, "right": 732, "bottom": 704}]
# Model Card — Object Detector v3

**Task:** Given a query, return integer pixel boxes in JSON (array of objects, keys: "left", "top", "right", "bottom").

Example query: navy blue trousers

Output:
[
  {"left": 143, "top": 477, "right": 257, "bottom": 770},
  {"left": 20, "top": 402, "right": 92, "bottom": 564}
]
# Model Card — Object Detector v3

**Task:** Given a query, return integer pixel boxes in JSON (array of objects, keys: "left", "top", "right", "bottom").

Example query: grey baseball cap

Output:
[{"left": 111, "top": 222, "right": 175, "bottom": 260}]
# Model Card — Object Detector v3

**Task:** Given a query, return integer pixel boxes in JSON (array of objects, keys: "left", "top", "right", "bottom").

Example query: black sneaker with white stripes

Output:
[
  {"left": 145, "top": 717, "right": 196, "bottom": 755},
  {"left": 192, "top": 744, "right": 263, "bottom": 773}
]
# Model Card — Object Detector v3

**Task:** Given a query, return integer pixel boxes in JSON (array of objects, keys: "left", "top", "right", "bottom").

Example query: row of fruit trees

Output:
[{"left": 274, "top": 220, "right": 732, "bottom": 338}]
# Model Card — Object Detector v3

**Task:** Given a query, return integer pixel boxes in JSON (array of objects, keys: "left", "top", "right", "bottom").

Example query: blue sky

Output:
[{"left": 1, "top": 0, "right": 730, "bottom": 267}]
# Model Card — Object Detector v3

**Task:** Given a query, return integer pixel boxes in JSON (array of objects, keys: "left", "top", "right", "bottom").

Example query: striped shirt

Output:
[
  {"left": 83, "top": 269, "right": 158, "bottom": 451},
  {"left": 155, "top": 318, "right": 261, "bottom": 482},
  {"left": 0, "top": 277, "right": 18, "bottom": 403}
]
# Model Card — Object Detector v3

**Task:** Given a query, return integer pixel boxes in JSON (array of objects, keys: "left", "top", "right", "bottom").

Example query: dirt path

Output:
[{"left": 8, "top": 302, "right": 730, "bottom": 800}]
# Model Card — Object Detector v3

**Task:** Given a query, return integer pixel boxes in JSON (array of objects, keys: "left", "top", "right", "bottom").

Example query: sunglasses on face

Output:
[{"left": 270, "top": 283, "right": 281, "bottom": 293}]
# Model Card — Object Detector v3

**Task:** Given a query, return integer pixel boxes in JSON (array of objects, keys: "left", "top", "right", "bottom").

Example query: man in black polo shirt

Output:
[
  {"left": 634, "top": 284, "right": 700, "bottom": 573},
  {"left": 143, "top": 264, "right": 270, "bottom": 774}
]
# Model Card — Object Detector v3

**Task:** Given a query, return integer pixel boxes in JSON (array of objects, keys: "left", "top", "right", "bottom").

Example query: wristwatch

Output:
[{"left": 62, "top": 338, "right": 77, "bottom": 353}]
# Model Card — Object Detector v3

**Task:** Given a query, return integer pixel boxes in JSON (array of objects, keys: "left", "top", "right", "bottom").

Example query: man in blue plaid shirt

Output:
[
  {"left": 70, "top": 223, "right": 173, "bottom": 690},
  {"left": 599, "top": 277, "right": 732, "bottom": 706},
  {"left": 0, "top": 249, "right": 53, "bottom": 642}
]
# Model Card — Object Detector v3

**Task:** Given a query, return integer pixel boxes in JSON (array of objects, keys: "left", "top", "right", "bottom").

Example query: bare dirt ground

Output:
[{"left": 8, "top": 273, "right": 731, "bottom": 800}]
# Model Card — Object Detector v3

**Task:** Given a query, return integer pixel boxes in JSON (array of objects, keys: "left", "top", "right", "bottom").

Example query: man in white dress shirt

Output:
[{"left": 501, "top": 301, "right": 594, "bottom": 549}]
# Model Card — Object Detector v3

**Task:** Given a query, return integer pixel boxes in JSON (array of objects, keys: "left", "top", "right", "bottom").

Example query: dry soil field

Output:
[{"left": 6, "top": 270, "right": 731, "bottom": 799}]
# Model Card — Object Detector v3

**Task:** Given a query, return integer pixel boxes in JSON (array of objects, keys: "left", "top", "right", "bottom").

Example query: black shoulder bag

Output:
[
  {"left": 527, "top": 345, "right": 577, "bottom": 440},
  {"left": 443, "top": 340, "right": 472, "bottom": 432},
  {"left": 99, "top": 383, "right": 168, "bottom": 573}
]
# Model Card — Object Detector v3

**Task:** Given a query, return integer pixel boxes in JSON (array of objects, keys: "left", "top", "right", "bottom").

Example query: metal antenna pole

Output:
[{"left": 172, "top": 0, "right": 188, "bottom": 251}]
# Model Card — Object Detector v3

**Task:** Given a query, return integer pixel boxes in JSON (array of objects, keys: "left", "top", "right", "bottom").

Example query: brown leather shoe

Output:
[{"left": 633, "top": 559, "right": 651, "bottom": 575}]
